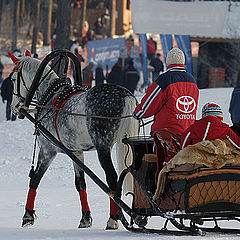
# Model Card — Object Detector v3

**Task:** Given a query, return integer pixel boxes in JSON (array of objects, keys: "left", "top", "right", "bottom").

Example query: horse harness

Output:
[
  {"left": 35, "top": 78, "right": 85, "bottom": 120},
  {"left": 31, "top": 78, "right": 85, "bottom": 154},
  {"left": 12, "top": 67, "right": 30, "bottom": 103}
]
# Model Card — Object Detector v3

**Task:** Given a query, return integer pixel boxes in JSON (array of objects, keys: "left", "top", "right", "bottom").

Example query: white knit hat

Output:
[{"left": 166, "top": 48, "right": 185, "bottom": 66}]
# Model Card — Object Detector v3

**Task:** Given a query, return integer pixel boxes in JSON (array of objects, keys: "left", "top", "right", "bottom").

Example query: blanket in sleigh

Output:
[{"left": 153, "top": 139, "right": 240, "bottom": 200}]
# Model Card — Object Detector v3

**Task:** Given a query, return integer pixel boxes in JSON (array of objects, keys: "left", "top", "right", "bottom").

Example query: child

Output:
[{"left": 180, "top": 103, "right": 240, "bottom": 150}]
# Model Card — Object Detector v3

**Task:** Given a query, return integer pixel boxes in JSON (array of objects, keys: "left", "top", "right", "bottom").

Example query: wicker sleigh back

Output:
[{"left": 134, "top": 165, "right": 240, "bottom": 214}]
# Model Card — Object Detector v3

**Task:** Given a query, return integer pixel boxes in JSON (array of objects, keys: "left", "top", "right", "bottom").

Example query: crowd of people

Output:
[{"left": 80, "top": 57, "right": 140, "bottom": 94}]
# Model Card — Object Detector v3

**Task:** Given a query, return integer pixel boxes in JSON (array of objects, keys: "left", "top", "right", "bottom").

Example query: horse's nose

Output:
[
  {"left": 13, "top": 102, "right": 25, "bottom": 119},
  {"left": 18, "top": 114, "right": 25, "bottom": 119}
]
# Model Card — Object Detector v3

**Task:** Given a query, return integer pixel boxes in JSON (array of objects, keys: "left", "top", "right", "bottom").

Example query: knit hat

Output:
[
  {"left": 202, "top": 103, "right": 223, "bottom": 120},
  {"left": 166, "top": 48, "right": 185, "bottom": 66}
]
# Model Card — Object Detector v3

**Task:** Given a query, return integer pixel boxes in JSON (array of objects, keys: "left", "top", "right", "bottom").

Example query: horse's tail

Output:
[{"left": 116, "top": 96, "right": 139, "bottom": 193}]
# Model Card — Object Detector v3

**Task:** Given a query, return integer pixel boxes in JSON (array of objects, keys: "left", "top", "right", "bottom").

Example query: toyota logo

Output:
[{"left": 176, "top": 96, "right": 196, "bottom": 113}]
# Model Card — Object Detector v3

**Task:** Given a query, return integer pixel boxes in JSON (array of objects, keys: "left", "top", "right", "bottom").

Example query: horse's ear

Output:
[
  {"left": 25, "top": 50, "right": 31, "bottom": 57},
  {"left": 8, "top": 52, "right": 19, "bottom": 65}
]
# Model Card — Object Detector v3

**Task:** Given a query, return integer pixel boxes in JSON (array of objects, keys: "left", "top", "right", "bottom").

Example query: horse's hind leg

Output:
[
  {"left": 96, "top": 147, "right": 119, "bottom": 230},
  {"left": 22, "top": 147, "right": 57, "bottom": 227},
  {"left": 73, "top": 152, "right": 92, "bottom": 228}
]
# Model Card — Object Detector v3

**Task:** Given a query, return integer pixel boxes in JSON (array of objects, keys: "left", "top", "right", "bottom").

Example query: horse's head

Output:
[
  {"left": 9, "top": 51, "right": 40, "bottom": 115},
  {"left": 8, "top": 51, "right": 57, "bottom": 116}
]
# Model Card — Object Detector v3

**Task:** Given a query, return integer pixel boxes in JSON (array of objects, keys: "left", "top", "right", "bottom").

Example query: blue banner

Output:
[
  {"left": 139, "top": 34, "right": 148, "bottom": 86},
  {"left": 160, "top": 34, "right": 173, "bottom": 65},
  {"left": 87, "top": 38, "right": 126, "bottom": 70},
  {"left": 174, "top": 35, "right": 192, "bottom": 74}
]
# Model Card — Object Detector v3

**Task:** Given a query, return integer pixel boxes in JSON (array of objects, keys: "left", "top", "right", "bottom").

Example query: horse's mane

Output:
[{"left": 18, "top": 57, "right": 58, "bottom": 81}]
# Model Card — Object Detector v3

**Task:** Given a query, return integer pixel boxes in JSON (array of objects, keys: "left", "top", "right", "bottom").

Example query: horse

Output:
[{"left": 9, "top": 51, "right": 139, "bottom": 230}]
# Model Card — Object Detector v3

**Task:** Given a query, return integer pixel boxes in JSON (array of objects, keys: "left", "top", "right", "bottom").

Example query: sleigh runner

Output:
[{"left": 9, "top": 49, "right": 240, "bottom": 235}]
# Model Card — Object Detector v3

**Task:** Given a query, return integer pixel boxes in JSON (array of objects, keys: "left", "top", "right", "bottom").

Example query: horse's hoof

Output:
[
  {"left": 78, "top": 211, "right": 92, "bottom": 228},
  {"left": 22, "top": 209, "right": 35, "bottom": 227},
  {"left": 105, "top": 215, "right": 119, "bottom": 230}
]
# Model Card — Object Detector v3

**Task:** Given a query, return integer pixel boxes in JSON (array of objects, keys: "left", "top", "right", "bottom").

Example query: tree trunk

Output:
[
  {"left": 0, "top": 0, "right": 3, "bottom": 30},
  {"left": 79, "top": 0, "right": 87, "bottom": 38},
  {"left": 20, "top": 0, "right": 25, "bottom": 25},
  {"left": 110, "top": 0, "right": 116, "bottom": 37},
  {"left": 12, "top": 0, "right": 20, "bottom": 51},
  {"left": 42, "top": 0, "right": 53, "bottom": 46},
  {"left": 54, "top": 0, "right": 71, "bottom": 78},
  {"left": 55, "top": 0, "right": 71, "bottom": 50},
  {"left": 31, "top": 0, "right": 40, "bottom": 54}
]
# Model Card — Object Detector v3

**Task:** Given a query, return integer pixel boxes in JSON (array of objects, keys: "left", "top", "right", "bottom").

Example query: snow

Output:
[{"left": 1, "top": 87, "right": 240, "bottom": 240}]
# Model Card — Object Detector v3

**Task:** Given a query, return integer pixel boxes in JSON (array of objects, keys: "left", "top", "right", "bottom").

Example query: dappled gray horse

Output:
[{"left": 9, "top": 52, "right": 139, "bottom": 229}]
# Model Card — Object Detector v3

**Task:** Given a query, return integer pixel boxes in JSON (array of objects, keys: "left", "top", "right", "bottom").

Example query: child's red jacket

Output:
[{"left": 180, "top": 116, "right": 240, "bottom": 150}]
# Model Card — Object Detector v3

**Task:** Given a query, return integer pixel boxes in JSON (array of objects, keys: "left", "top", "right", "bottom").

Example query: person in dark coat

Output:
[
  {"left": 101, "top": 8, "right": 111, "bottom": 38},
  {"left": 0, "top": 57, "right": 4, "bottom": 85},
  {"left": 82, "top": 62, "right": 94, "bottom": 89},
  {"left": 72, "top": 48, "right": 85, "bottom": 83},
  {"left": 94, "top": 17, "right": 104, "bottom": 36},
  {"left": 1, "top": 72, "right": 16, "bottom": 121},
  {"left": 124, "top": 59, "right": 140, "bottom": 94},
  {"left": 95, "top": 64, "right": 105, "bottom": 86},
  {"left": 107, "top": 59, "right": 125, "bottom": 87},
  {"left": 150, "top": 53, "right": 164, "bottom": 81},
  {"left": 229, "top": 86, "right": 240, "bottom": 135}
]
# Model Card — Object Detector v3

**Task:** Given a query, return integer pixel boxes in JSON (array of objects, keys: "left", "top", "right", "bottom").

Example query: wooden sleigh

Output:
[{"left": 119, "top": 131, "right": 240, "bottom": 235}]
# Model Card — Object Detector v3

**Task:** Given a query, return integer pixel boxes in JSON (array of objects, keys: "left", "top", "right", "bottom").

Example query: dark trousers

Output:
[{"left": 6, "top": 101, "right": 16, "bottom": 121}]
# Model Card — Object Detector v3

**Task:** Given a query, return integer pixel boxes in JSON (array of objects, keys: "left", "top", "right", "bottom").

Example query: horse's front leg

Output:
[
  {"left": 73, "top": 152, "right": 92, "bottom": 228},
  {"left": 22, "top": 147, "right": 57, "bottom": 227},
  {"left": 96, "top": 147, "right": 119, "bottom": 230}
]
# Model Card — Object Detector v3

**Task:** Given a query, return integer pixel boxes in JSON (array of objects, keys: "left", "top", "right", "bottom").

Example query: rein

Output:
[
  {"left": 13, "top": 71, "right": 133, "bottom": 120},
  {"left": 29, "top": 102, "right": 133, "bottom": 120}
]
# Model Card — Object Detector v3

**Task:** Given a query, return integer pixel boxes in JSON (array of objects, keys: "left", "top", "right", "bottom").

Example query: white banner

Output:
[{"left": 131, "top": 0, "right": 239, "bottom": 39}]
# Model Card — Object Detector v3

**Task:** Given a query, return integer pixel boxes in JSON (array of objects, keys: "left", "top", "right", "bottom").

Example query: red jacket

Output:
[
  {"left": 180, "top": 116, "right": 240, "bottom": 150},
  {"left": 147, "top": 39, "right": 156, "bottom": 54},
  {"left": 134, "top": 65, "right": 199, "bottom": 135}
]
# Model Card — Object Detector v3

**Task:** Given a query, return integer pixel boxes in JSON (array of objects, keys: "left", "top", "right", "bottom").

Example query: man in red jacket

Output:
[
  {"left": 133, "top": 48, "right": 199, "bottom": 136},
  {"left": 180, "top": 103, "right": 240, "bottom": 150}
]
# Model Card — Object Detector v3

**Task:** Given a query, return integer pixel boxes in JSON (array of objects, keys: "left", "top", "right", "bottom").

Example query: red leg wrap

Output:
[
  {"left": 110, "top": 191, "right": 118, "bottom": 215},
  {"left": 26, "top": 188, "right": 37, "bottom": 210},
  {"left": 79, "top": 190, "right": 90, "bottom": 212}
]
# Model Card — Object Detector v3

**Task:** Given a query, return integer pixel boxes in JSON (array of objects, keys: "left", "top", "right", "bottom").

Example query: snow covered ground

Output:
[{"left": 1, "top": 87, "right": 240, "bottom": 240}]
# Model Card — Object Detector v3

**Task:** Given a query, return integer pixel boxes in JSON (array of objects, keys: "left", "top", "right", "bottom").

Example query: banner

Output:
[
  {"left": 132, "top": 1, "right": 231, "bottom": 39},
  {"left": 174, "top": 35, "right": 192, "bottom": 74},
  {"left": 87, "top": 38, "right": 125, "bottom": 70},
  {"left": 139, "top": 34, "right": 148, "bottom": 86},
  {"left": 160, "top": 34, "right": 173, "bottom": 64}
]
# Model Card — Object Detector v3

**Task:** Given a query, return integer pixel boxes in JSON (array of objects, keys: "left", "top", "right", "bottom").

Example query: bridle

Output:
[{"left": 12, "top": 66, "right": 30, "bottom": 104}]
